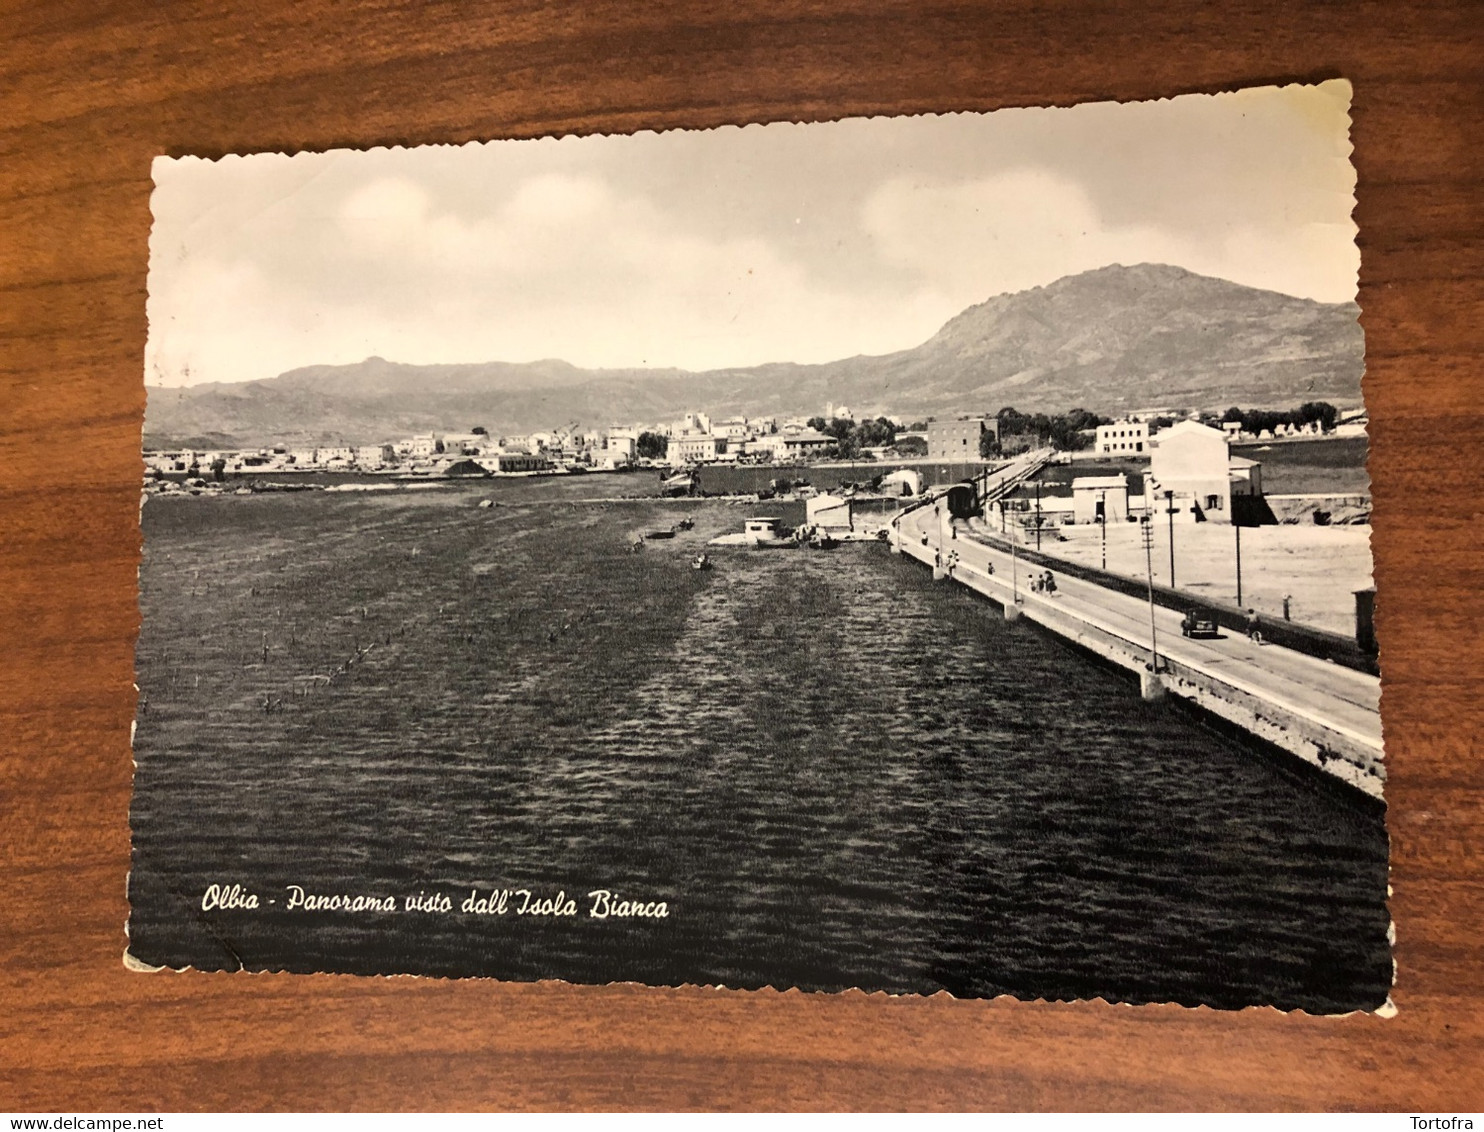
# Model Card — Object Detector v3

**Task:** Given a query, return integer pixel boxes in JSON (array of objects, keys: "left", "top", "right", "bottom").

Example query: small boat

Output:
[{"left": 646, "top": 529, "right": 676, "bottom": 540}]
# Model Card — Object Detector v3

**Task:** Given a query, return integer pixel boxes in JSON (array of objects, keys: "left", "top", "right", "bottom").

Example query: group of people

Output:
[
  {"left": 932, "top": 547, "right": 962, "bottom": 570},
  {"left": 1030, "top": 570, "right": 1058, "bottom": 595}
]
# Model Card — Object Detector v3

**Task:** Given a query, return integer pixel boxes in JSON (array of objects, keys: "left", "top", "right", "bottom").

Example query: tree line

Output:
[{"left": 1217, "top": 402, "right": 1339, "bottom": 436}]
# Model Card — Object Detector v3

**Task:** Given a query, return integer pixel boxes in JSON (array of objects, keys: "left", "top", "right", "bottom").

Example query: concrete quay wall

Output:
[{"left": 894, "top": 534, "right": 1385, "bottom": 801}]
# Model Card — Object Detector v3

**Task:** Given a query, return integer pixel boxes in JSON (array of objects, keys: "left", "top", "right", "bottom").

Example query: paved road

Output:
[{"left": 897, "top": 501, "right": 1383, "bottom": 755}]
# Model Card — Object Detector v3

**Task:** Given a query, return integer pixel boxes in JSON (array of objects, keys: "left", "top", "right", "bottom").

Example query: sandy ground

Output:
[{"left": 1002, "top": 517, "right": 1374, "bottom": 636}]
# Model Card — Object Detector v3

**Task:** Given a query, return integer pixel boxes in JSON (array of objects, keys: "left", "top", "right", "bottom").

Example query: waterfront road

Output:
[{"left": 896, "top": 502, "right": 1383, "bottom": 759}]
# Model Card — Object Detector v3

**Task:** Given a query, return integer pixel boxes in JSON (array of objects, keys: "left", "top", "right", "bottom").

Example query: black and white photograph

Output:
[{"left": 129, "top": 79, "right": 1390, "bottom": 1013}]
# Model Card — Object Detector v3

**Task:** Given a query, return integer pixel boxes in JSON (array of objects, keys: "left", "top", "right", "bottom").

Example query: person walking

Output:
[{"left": 1245, "top": 607, "right": 1263, "bottom": 643}]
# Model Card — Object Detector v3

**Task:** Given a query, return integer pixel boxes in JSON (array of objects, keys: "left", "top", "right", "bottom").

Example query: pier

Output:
[{"left": 892, "top": 472, "right": 1385, "bottom": 801}]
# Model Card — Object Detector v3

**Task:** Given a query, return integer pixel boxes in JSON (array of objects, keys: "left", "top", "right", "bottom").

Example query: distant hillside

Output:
[{"left": 144, "top": 264, "right": 1364, "bottom": 448}]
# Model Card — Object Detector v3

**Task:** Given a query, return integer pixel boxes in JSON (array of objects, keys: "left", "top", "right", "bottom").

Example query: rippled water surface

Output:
[{"left": 130, "top": 476, "right": 1391, "bottom": 1010}]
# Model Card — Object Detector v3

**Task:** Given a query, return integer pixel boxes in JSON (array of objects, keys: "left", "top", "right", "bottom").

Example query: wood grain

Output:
[{"left": 2, "top": 0, "right": 1480, "bottom": 1112}]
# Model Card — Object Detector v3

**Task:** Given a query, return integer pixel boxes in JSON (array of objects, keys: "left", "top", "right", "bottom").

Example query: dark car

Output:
[{"left": 1180, "top": 610, "right": 1220, "bottom": 639}]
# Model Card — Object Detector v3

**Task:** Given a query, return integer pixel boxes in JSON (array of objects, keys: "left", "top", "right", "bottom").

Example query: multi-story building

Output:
[
  {"left": 672, "top": 434, "right": 727, "bottom": 464},
  {"left": 926, "top": 417, "right": 997, "bottom": 459},
  {"left": 355, "top": 444, "right": 397, "bottom": 468},
  {"left": 439, "top": 433, "right": 489, "bottom": 457},
  {"left": 759, "top": 430, "right": 833, "bottom": 461},
  {"left": 1095, "top": 420, "right": 1149, "bottom": 455},
  {"left": 1145, "top": 420, "right": 1264, "bottom": 523},
  {"left": 604, "top": 431, "right": 637, "bottom": 467}
]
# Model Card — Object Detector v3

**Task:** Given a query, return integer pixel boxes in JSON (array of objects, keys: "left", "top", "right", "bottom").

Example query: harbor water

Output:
[{"left": 129, "top": 475, "right": 1391, "bottom": 1011}]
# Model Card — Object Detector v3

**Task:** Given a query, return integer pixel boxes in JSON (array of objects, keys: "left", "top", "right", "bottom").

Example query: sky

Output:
[{"left": 145, "top": 80, "right": 1358, "bottom": 388}]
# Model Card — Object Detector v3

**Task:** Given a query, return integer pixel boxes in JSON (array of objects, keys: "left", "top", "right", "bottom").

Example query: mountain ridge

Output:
[{"left": 144, "top": 263, "right": 1364, "bottom": 448}]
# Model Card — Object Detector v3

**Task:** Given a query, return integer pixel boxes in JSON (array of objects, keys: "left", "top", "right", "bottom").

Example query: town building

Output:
[
  {"left": 711, "top": 418, "right": 752, "bottom": 441},
  {"left": 1095, "top": 420, "right": 1149, "bottom": 455},
  {"left": 926, "top": 417, "right": 998, "bottom": 459},
  {"left": 604, "top": 431, "right": 637, "bottom": 468},
  {"left": 355, "top": 444, "right": 397, "bottom": 468},
  {"left": 759, "top": 430, "right": 833, "bottom": 461},
  {"left": 670, "top": 412, "right": 712, "bottom": 438},
  {"left": 1071, "top": 475, "right": 1131, "bottom": 524},
  {"left": 1145, "top": 420, "right": 1264, "bottom": 523},
  {"left": 672, "top": 434, "right": 727, "bottom": 464},
  {"left": 440, "top": 433, "right": 490, "bottom": 456},
  {"left": 490, "top": 453, "right": 551, "bottom": 474}
]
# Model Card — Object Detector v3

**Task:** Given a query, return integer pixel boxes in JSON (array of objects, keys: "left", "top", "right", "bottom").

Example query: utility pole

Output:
[
  {"left": 1165, "top": 489, "right": 1176, "bottom": 588},
  {"left": 1235, "top": 521, "right": 1244, "bottom": 607},
  {"left": 1141, "top": 515, "right": 1160, "bottom": 674},
  {"left": 1011, "top": 525, "right": 1019, "bottom": 604},
  {"left": 1098, "top": 489, "right": 1107, "bottom": 571},
  {"left": 1034, "top": 478, "right": 1042, "bottom": 552}
]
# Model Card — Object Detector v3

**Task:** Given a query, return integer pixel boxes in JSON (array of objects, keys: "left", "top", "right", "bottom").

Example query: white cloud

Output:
[
  {"left": 145, "top": 89, "right": 1360, "bottom": 387},
  {"left": 860, "top": 169, "right": 1356, "bottom": 309},
  {"left": 864, "top": 171, "right": 1187, "bottom": 306},
  {"left": 148, "top": 172, "right": 952, "bottom": 384}
]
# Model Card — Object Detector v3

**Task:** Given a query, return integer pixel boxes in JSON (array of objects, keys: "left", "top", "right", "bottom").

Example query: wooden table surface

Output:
[{"left": 2, "top": 0, "right": 1480, "bottom": 1112}]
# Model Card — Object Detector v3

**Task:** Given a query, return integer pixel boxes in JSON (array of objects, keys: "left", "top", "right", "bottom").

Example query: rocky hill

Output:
[{"left": 144, "top": 263, "right": 1364, "bottom": 448}]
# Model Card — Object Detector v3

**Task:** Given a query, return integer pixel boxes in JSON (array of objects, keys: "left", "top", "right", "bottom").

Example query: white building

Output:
[
  {"left": 1071, "top": 476, "right": 1130, "bottom": 524},
  {"left": 672, "top": 412, "right": 712, "bottom": 437},
  {"left": 1145, "top": 421, "right": 1263, "bottom": 523},
  {"left": 759, "top": 430, "right": 833, "bottom": 461},
  {"left": 604, "top": 431, "right": 637, "bottom": 468},
  {"left": 440, "top": 433, "right": 489, "bottom": 456},
  {"left": 672, "top": 434, "right": 726, "bottom": 464},
  {"left": 355, "top": 444, "right": 397, "bottom": 468},
  {"left": 317, "top": 446, "right": 355, "bottom": 465},
  {"left": 1095, "top": 420, "right": 1149, "bottom": 455}
]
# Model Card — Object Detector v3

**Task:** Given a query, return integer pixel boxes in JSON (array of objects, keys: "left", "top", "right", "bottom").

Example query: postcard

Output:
[{"left": 129, "top": 80, "right": 1391, "bottom": 1012}]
